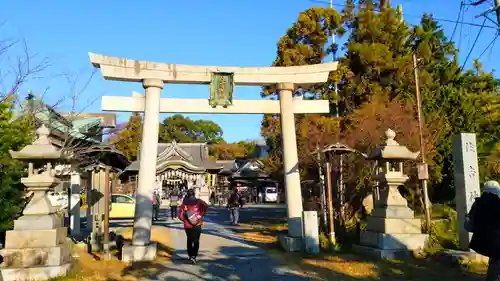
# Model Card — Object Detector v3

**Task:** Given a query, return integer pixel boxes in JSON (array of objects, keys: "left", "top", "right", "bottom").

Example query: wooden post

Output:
[
  {"left": 413, "top": 53, "right": 432, "bottom": 230},
  {"left": 325, "top": 158, "right": 335, "bottom": 245},
  {"left": 103, "top": 167, "right": 111, "bottom": 260}
]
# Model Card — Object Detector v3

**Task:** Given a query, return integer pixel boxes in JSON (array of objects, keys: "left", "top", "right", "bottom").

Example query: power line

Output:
[
  {"left": 451, "top": 1, "right": 465, "bottom": 42},
  {"left": 470, "top": 0, "right": 489, "bottom": 6},
  {"left": 461, "top": 17, "right": 488, "bottom": 71},
  {"left": 478, "top": 32, "right": 499, "bottom": 59},
  {"left": 308, "top": 0, "right": 499, "bottom": 29}
]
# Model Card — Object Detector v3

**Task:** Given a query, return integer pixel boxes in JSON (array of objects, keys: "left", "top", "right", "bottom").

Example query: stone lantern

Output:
[
  {"left": 0, "top": 125, "right": 71, "bottom": 281},
  {"left": 353, "top": 129, "right": 428, "bottom": 259}
]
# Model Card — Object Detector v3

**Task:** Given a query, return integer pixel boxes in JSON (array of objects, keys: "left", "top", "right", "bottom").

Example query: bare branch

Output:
[{"left": 0, "top": 35, "right": 50, "bottom": 103}]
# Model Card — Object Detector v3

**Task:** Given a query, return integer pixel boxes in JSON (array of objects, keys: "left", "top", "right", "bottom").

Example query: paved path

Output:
[{"left": 153, "top": 218, "right": 314, "bottom": 281}]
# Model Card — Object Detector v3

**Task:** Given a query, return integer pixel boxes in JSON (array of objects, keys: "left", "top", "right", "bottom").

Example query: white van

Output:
[{"left": 264, "top": 186, "right": 278, "bottom": 203}]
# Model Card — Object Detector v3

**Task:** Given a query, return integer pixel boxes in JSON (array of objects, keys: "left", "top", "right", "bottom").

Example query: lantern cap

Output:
[
  {"left": 9, "top": 124, "right": 62, "bottom": 161},
  {"left": 367, "top": 129, "right": 420, "bottom": 161}
]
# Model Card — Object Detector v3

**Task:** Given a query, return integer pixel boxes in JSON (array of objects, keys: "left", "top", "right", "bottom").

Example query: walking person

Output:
[
  {"left": 227, "top": 188, "right": 240, "bottom": 225},
  {"left": 152, "top": 191, "right": 161, "bottom": 221},
  {"left": 178, "top": 188, "right": 208, "bottom": 264},
  {"left": 468, "top": 180, "right": 500, "bottom": 281},
  {"left": 169, "top": 188, "right": 180, "bottom": 220}
]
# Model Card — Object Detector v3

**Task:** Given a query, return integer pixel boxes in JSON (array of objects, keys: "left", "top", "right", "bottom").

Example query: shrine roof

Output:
[{"left": 123, "top": 141, "right": 223, "bottom": 173}]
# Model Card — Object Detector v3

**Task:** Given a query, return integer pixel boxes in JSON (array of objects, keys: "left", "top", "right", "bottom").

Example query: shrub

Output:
[{"left": 424, "top": 205, "right": 459, "bottom": 255}]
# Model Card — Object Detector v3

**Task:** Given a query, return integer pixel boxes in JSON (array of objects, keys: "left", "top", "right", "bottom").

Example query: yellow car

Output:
[{"left": 110, "top": 194, "right": 136, "bottom": 219}]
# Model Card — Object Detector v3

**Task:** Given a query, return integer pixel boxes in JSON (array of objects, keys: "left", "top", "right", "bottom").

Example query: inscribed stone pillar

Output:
[
  {"left": 278, "top": 82, "right": 303, "bottom": 238},
  {"left": 69, "top": 173, "right": 81, "bottom": 236},
  {"left": 132, "top": 78, "right": 163, "bottom": 246},
  {"left": 452, "top": 133, "right": 480, "bottom": 251}
]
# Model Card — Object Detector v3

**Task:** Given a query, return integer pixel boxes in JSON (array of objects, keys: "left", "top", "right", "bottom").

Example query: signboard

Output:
[{"left": 209, "top": 72, "right": 234, "bottom": 107}]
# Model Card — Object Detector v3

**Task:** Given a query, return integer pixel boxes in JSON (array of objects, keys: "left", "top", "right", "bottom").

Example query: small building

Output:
[
  {"left": 16, "top": 96, "right": 129, "bottom": 190},
  {"left": 120, "top": 141, "right": 225, "bottom": 202}
]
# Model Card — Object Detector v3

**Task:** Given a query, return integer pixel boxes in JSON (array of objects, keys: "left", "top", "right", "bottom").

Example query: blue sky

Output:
[{"left": 1, "top": 0, "right": 498, "bottom": 142}]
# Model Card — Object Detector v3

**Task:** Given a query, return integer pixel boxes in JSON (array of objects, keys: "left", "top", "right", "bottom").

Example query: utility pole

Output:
[
  {"left": 325, "top": 158, "right": 335, "bottom": 245},
  {"left": 495, "top": 0, "right": 500, "bottom": 26},
  {"left": 103, "top": 166, "right": 111, "bottom": 260},
  {"left": 476, "top": 0, "right": 500, "bottom": 29},
  {"left": 413, "top": 53, "right": 432, "bottom": 230},
  {"left": 316, "top": 144, "right": 328, "bottom": 231},
  {"left": 329, "top": 0, "right": 345, "bottom": 228}
]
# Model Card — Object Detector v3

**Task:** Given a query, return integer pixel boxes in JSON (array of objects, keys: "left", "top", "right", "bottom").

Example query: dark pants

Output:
[
  {"left": 487, "top": 258, "right": 500, "bottom": 281},
  {"left": 153, "top": 205, "right": 160, "bottom": 220},
  {"left": 185, "top": 227, "right": 202, "bottom": 258},
  {"left": 229, "top": 207, "right": 239, "bottom": 224},
  {"left": 170, "top": 206, "right": 178, "bottom": 219}
]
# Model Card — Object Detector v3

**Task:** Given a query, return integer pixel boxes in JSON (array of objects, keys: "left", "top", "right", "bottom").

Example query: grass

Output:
[
  {"left": 48, "top": 226, "right": 174, "bottom": 281},
  {"left": 424, "top": 205, "right": 460, "bottom": 255},
  {"left": 232, "top": 222, "right": 488, "bottom": 281}
]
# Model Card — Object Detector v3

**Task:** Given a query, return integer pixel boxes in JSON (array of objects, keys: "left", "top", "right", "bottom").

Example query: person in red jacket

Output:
[{"left": 178, "top": 188, "right": 208, "bottom": 264}]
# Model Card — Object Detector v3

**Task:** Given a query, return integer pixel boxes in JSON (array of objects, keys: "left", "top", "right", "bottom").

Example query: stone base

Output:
[
  {"left": 371, "top": 206, "right": 415, "bottom": 219},
  {"left": 360, "top": 231, "right": 428, "bottom": 250},
  {"left": 0, "top": 263, "right": 71, "bottom": 281},
  {"left": 366, "top": 217, "right": 422, "bottom": 234},
  {"left": 0, "top": 244, "right": 72, "bottom": 268},
  {"left": 121, "top": 242, "right": 157, "bottom": 262},
  {"left": 278, "top": 234, "right": 302, "bottom": 252},
  {"left": 352, "top": 244, "right": 413, "bottom": 260},
  {"left": 4, "top": 227, "right": 67, "bottom": 249},
  {"left": 14, "top": 214, "right": 63, "bottom": 230}
]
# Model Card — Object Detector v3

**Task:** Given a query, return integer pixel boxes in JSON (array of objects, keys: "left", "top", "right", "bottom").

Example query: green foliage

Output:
[
  {"left": 424, "top": 205, "right": 459, "bottom": 255},
  {"left": 159, "top": 114, "right": 223, "bottom": 144},
  {"left": 342, "top": 4, "right": 412, "bottom": 109},
  {"left": 0, "top": 101, "right": 33, "bottom": 232},
  {"left": 262, "top": 6, "right": 343, "bottom": 98},
  {"left": 262, "top": 2, "right": 500, "bottom": 213},
  {"left": 110, "top": 113, "right": 143, "bottom": 161},
  {"left": 110, "top": 114, "right": 225, "bottom": 161},
  {"left": 319, "top": 232, "right": 330, "bottom": 250}
]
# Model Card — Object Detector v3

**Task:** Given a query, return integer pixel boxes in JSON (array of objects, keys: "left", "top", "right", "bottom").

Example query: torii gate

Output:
[{"left": 89, "top": 53, "right": 338, "bottom": 260}]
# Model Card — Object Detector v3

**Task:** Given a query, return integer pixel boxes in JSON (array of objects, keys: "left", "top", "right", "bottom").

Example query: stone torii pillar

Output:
[
  {"left": 277, "top": 82, "right": 303, "bottom": 238},
  {"left": 132, "top": 79, "right": 163, "bottom": 247}
]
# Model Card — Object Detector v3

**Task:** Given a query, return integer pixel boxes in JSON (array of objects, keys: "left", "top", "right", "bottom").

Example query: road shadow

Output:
[{"left": 111, "top": 245, "right": 326, "bottom": 281}]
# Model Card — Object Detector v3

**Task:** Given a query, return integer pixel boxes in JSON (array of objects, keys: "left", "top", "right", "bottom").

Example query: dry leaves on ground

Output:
[
  {"left": 233, "top": 223, "right": 488, "bottom": 281},
  {"left": 50, "top": 226, "right": 174, "bottom": 281}
]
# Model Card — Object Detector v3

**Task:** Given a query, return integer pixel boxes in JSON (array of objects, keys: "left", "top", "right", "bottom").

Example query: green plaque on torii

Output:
[{"left": 209, "top": 72, "right": 234, "bottom": 108}]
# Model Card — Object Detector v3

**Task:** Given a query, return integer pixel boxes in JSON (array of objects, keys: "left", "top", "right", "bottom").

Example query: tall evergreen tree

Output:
[
  {"left": 110, "top": 113, "right": 143, "bottom": 161},
  {"left": 0, "top": 100, "right": 33, "bottom": 234}
]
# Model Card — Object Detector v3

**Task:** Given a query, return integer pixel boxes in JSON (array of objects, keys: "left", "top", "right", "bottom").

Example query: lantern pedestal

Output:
[
  {"left": 353, "top": 183, "right": 428, "bottom": 259},
  {"left": 0, "top": 125, "right": 72, "bottom": 281},
  {"left": 0, "top": 187, "right": 72, "bottom": 281}
]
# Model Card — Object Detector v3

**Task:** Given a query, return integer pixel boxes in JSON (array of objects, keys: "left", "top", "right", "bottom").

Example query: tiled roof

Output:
[{"left": 124, "top": 141, "right": 223, "bottom": 173}]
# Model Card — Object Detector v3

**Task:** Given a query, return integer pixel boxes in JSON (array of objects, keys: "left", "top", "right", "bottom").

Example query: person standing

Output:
[
  {"left": 227, "top": 188, "right": 240, "bottom": 225},
  {"left": 152, "top": 191, "right": 161, "bottom": 221},
  {"left": 169, "top": 188, "right": 180, "bottom": 220},
  {"left": 178, "top": 189, "right": 208, "bottom": 264},
  {"left": 468, "top": 180, "right": 500, "bottom": 281}
]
